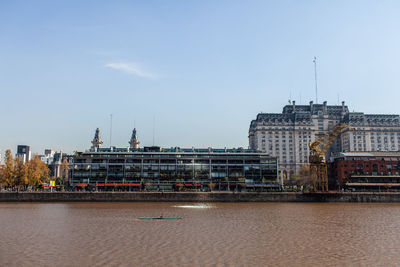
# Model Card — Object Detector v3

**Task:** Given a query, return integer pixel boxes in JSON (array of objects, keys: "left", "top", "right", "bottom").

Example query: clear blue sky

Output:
[{"left": 1, "top": 0, "right": 400, "bottom": 155}]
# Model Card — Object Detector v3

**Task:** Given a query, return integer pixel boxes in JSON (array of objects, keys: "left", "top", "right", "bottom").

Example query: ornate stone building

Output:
[
  {"left": 129, "top": 128, "right": 140, "bottom": 150},
  {"left": 249, "top": 101, "right": 400, "bottom": 178},
  {"left": 90, "top": 128, "right": 141, "bottom": 152},
  {"left": 341, "top": 113, "right": 400, "bottom": 153}
]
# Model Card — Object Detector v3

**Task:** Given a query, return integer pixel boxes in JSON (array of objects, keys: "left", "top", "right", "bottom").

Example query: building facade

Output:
[
  {"left": 249, "top": 101, "right": 400, "bottom": 177},
  {"left": 71, "top": 129, "right": 279, "bottom": 191},
  {"left": 329, "top": 152, "right": 400, "bottom": 191},
  {"left": 72, "top": 147, "right": 278, "bottom": 191},
  {"left": 15, "top": 145, "right": 31, "bottom": 163},
  {"left": 40, "top": 149, "right": 55, "bottom": 165},
  {"left": 48, "top": 152, "right": 73, "bottom": 179},
  {"left": 341, "top": 113, "right": 400, "bottom": 152}
]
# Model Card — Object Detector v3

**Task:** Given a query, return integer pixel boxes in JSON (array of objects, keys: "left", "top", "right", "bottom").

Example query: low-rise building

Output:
[
  {"left": 72, "top": 146, "right": 279, "bottom": 191},
  {"left": 329, "top": 152, "right": 400, "bottom": 191},
  {"left": 71, "top": 128, "right": 279, "bottom": 191}
]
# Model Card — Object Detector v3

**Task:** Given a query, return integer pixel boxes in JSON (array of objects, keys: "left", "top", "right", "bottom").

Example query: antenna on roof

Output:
[
  {"left": 152, "top": 115, "right": 155, "bottom": 146},
  {"left": 109, "top": 114, "right": 113, "bottom": 147},
  {"left": 313, "top": 56, "right": 318, "bottom": 104}
]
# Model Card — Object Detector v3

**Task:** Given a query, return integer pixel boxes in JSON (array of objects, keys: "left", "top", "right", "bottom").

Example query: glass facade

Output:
[{"left": 72, "top": 147, "right": 278, "bottom": 191}]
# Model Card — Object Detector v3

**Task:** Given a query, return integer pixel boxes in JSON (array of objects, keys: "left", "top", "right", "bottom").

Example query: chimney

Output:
[
  {"left": 309, "top": 101, "right": 313, "bottom": 112},
  {"left": 342, "top": 101, "right": 345, "bottom": 112},
  {"left": 292, "top": 101, "right": 296, "bottom": 112}
]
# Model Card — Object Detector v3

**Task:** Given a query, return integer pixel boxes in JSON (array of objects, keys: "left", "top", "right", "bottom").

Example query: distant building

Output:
[
  {"left": 40, "top": 149, "right": 56, "bottom": 164},
  {"left": 16, "top": 145, "right": 31, "bottom": 163},
  {"left": 249, "top": 101, "right": 400, "bottom": 178},
  {"left": 45, "top": 149, "right": 56, "bottom": 157},
  {"left": 48, "top": 152, "right": 73, "bottom": 179}
]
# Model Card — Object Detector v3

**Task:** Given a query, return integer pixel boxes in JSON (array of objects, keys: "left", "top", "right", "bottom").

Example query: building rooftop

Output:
[
  {"left": 282, "top": 102, "right": 348, "bottom": 115},
  {"left": 334, "top": 151, "right": 400, "bottom": 158},
  {"left": 86, "top": 146, "right": 261, "bottom": 154},
  {"left": 250, "top": 101, "right": 400, "bottom": 129}
]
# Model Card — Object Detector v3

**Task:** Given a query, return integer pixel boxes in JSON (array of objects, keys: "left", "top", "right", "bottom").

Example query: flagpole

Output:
[{"left": 313, "top": 57, "right": 318, "bottom": 104}]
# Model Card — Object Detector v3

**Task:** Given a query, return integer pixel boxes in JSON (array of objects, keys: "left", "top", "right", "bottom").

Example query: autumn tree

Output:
[
  {"left": 0, "top": 164, "right": 3, "bottom": 185},
  {"left": 26, "top": 155, "right": 50, "bottom": 187},
  {"left": 1, "top": 150, "right": 15, "bottom": 188},
  {"left": 61, "top": 157, "right": 69, "bottom": 185},
  {"left": 14, "top": 157, "right": 28, "bottom": 189},
  {"left": 294, "top": 164, "right": 310, "bottom": 186}
]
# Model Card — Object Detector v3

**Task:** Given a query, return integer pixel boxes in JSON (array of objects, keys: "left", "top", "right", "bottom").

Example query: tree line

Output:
[{"left": 0, "top": 149, "right": 50, "bottom": 189}]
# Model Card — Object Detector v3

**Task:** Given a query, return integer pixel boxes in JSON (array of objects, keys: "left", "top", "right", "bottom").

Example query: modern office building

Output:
[
  {"left": 15, "top": 145, "right": 31, "bottom": 163},
  {"left": 71, "top": 129, "right": 279, "bottom": 191},
  {"left": 249, "top": 101, "right": 400, "bottom": 178}
]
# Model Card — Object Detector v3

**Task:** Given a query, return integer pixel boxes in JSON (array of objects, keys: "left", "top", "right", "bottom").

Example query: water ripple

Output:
[{"left": 1, "top": 202, "right": 400, "bottom": 266}]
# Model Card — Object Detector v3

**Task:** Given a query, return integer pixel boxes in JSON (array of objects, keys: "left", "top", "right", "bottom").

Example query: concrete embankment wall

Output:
[{"left": 2, "top": 192, "right": 400, "bottom": 202}]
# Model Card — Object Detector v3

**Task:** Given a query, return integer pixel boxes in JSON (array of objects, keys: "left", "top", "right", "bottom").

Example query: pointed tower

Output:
[
  {"left": 91, "top": 128, "right": 103, "bottom": 152},
  {"left": 129, "top": 128, "right": 140, "bottom": 150}
]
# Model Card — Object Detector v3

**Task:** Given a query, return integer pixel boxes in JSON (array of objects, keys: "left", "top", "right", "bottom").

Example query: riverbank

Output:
[{"left": 1, "top": 191, "right": 400, "bottom": 202}]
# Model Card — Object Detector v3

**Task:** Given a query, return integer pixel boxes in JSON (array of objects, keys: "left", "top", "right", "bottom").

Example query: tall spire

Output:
[
  {"left": 91, "top": 128, "right": 103, "bottom": 152},
  {"left": 129, "top": 128, "right": 140, "bottom": 150}
]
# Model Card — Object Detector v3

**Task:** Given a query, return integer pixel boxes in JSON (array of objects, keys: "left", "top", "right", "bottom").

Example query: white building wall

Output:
[
  {"left": 249, "top": 101, "right": 400, "bottom": 176},
  {"left": 342, "top": 128, "right": 400, "bottom": 152}
]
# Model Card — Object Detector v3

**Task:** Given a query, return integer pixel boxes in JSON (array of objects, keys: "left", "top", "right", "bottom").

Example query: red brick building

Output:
[{"left": 329, "top": 152, "right": 400, "bottom": 191}]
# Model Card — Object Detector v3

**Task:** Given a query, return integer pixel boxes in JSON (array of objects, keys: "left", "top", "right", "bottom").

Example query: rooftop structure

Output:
[
  {"left": 91, "top": 128, "right": 103, "bottom": 152},
  {"left": 129, "top": 128, "right": 140, "bottom": 150}
]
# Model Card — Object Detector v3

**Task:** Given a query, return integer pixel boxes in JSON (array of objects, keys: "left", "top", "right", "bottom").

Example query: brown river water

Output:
[{"left": 1, "top": 202, "right": 400, "bottom": 267}]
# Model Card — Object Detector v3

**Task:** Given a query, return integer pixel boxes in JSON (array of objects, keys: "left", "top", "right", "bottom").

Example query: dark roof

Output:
[{"left": 343, "top": 113, "right": 400, "bottom": 126}]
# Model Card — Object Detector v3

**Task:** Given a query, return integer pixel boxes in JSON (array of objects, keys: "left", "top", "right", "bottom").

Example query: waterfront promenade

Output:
[{"left": 2, "top": 191, "right": 400, "bottom": 202}]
